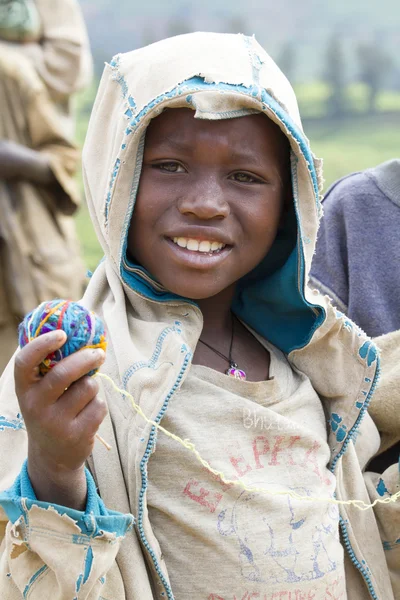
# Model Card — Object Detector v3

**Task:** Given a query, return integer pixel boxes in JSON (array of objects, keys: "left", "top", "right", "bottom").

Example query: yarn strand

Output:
[{"left": 97, "top": 372, "right": 400, "bottom": 511}]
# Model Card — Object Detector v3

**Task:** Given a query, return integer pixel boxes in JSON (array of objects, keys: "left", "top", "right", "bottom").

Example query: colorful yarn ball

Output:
[{"left": 18, "top": 299, "right": 107, "bottom": 376}]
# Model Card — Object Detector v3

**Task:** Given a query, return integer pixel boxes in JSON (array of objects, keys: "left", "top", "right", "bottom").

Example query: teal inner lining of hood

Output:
[{"left": 120, "top": 77, "right": 324, "bottom": 354}]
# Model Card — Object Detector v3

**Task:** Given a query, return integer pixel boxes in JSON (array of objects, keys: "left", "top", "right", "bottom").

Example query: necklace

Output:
[{"left": 198, "top": 313, "right": 247, "bottom": 380}]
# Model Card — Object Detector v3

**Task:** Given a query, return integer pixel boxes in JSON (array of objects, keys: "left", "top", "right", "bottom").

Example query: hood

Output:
[{"left": 82, "top": 32, "right": 326, "bottom": 354}]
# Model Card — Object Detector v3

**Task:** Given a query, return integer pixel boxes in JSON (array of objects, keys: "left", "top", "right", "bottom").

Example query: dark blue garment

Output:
[{"left": 310, "top": 159, "right": 400, "bottom": 337}]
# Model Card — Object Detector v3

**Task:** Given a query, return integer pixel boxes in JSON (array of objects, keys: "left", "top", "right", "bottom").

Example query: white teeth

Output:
[
  {"left": 171, "top": 237, "right": 226, "bottom": 253},
  {"left": 186, "top": 239, "right": 200, "bottom": 251},
  {"left": 199, "top": 241, "right": 211, "bottom": 252}
]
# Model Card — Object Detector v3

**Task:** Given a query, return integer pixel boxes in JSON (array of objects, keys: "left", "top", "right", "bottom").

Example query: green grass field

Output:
[
  {"left": 295, "top": 82, "right": 400, "bottom": 117},
  {"left": 74, "top": 87, "right": 400, "bottom": 271}
]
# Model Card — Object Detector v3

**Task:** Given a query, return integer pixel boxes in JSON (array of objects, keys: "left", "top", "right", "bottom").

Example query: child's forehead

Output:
[{"left": 145, "top": 107, "right": 290, "bottom": 158}]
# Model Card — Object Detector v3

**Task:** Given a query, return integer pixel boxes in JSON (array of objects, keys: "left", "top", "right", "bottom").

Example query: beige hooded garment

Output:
[{"left": 0, "top": 33, "right": 398, "bottom": 599}]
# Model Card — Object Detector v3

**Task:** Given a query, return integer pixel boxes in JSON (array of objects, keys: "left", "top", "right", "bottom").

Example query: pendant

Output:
[{"left": 226, "top": 362, "right": 247, "bottom": 381}]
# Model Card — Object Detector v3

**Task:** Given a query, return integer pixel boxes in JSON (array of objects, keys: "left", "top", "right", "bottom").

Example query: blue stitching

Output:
[
  {"left": 243, "top": 35, "right": 263, "bottom": 86},
  {"left": 118, "top": 133, "right": 146, "bottom": 259},
  {"left": 122, "top": 325, "right": 178, "bottom": 389},
  {"left": 331, "top": 356, "right": 380, "bottom": 472},
  {"left": 136, "top": 353, "right": 191, "bottom": 600},
  {"left": 340, "top": 518, "right": 378, "bottom": 599},
  {"left": 104, "top": 158, "right": 121, "bottom": 226},
  {"left": 109, "top": 54, "right": 137, "bottom": 110}
]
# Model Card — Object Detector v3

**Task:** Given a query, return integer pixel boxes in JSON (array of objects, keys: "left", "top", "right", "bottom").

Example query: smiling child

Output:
[{"left": 0, "top": 32, "right": 398, "bottom": 600}]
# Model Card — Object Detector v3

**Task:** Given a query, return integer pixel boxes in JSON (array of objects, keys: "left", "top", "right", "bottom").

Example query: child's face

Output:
[{"left": 128, "top": 108, "right": 290, "bottom": 300}]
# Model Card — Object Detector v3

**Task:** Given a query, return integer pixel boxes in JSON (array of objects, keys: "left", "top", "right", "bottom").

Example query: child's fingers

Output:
[
  {"left": 15, "top": 330, "right": 67, "bottom": 388},
  {"left": 74, "top": 393, "right": 108, "bottom": 441},
  {"left": 56, "top": 375, "right": 100, "bottom": 420},
  {"left": 39, "top": 348, "right": 106, "bottom": 403}
]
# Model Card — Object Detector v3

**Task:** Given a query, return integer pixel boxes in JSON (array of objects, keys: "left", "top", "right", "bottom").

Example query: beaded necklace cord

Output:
[{"left": 198, "top": 312, "right": 247, "bottom": 380}]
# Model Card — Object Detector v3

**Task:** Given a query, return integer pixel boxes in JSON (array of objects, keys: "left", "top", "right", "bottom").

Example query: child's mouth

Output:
[
  {"left": 171, "top": 237, "right": 226, "bottom": 254},
  {"left": 165, "top": 236, "right": 232, "bottom": 269}
]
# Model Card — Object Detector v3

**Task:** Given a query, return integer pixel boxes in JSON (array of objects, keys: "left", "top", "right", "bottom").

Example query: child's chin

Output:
[{"left": 167, "top": 281, "right": 229, "bottom": 301}]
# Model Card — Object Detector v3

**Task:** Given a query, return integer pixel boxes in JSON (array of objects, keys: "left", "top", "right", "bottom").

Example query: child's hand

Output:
[{"left": 14, "top": 330, "right": 107, "bottom": 510}]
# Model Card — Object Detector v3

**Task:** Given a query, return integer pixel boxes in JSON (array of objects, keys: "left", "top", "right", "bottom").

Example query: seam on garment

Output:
[
  {"left": 117, "top": 133, "right": 146, "bottom": 259},
  {"left": 136, "top": 353, "right": 192, "bottom": 600},
  {"left": 108, "top": 54, "right": 137, "bottom": 110},
  {"left": 243, "top": 35, "right": 264, "bottom": 86},
  {"left": 122, "top": 324, "right": 181, "bottom": 390},
  {"left": 22, "top": 565, "right": 48, "bottom": 598},
  {"left": 192, "top": 106, "right": 260, "bottom": 118},
  {"left": 339, "top": 517, "right": 378, "bottom": 600},
  {"left": 329, "top": 360, "right": 380, "bottom": 595},
  {"left": 22, "top": 526, "right": 115, "bottom": 545},
  {"left": 104, "top": 158, "right": 121, "bottom": 227}
]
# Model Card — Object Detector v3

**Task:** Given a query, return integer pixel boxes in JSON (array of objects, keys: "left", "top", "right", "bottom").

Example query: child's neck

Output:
[
  {"left": 197, "top": 285, "right": 236, "bottom": 340},
  {"left": 195, "top": 284, "right": 271, "bottom": 381}
]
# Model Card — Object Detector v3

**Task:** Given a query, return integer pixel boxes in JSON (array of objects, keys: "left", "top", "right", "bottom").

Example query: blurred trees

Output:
[
  {"left": 356, "top": 41, "right": 393, "bottom": 113},
  {"left": 276, "top": 32, "right": 397, "bottom": 118},
  {"left": 277, "top": 41, "right": 296, "bottom": 82},
  {"left": 323, "top": 34, "right": 347, "bottom": 117}
]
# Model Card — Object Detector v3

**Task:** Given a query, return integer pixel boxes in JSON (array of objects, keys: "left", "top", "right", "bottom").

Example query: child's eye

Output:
[
  {"left": 153, "top": 162, "right": 185, "bottom": 173},
  {"left": 230, "top": 172, "right": 262, "bottom": 184}
]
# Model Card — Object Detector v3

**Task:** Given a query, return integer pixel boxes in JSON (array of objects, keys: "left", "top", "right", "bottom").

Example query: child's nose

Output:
[{"left": 176, "top": 178, "right": 230, "bottom": 220}]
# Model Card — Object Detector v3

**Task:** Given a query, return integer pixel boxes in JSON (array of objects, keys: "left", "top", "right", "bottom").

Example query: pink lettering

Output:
[
  {"left": 325, "top": 576, "right": 344, "bottom": 599},
  {"left": 268, "top": 435, "right": 286, "bottom": 466},
  {"left": 286, "top": 435, "right": 301, "bottom": 466},
  {"left": 228, "top": 444, "right": 253, "bottom": 477},
  {"left": 252, "top": 436, "right": 270, "bottom": 469},
  {"left": 302, "top": 440, "right": 331, "bottom": 485},
  {"left": 183, "top": 480, "right": 223, "bottom": 513}
]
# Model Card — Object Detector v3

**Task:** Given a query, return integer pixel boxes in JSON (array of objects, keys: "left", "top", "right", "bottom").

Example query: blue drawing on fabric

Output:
[
  {"left": 0, "top": 414, "right": 25, "bottom": 431},
  {"left": 359, "top": 341, "right": 378, "bottom": 367},
  {"left": 329, "top": 413, "right": 347, "bottom": 442},
  {"left": 217, "top": 487, "right": 339, "bottom": 585}
]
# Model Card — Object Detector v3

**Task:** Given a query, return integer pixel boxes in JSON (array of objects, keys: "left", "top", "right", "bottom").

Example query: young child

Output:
[{"left": 0, "top": 32, "right": 398, "bottom": 600}]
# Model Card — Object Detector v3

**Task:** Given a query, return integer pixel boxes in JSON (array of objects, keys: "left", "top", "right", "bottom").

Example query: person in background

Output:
[
  {"left": 0, "top": 0, "right": 90, "bottom": 371},
  {"left": 310, "top": 160, "right": 400, "bottom": 475},
  {"left": 0, "top": 0, "right": 93, "bottom": 136},
  {"left": 310, "top": 159, "right": 400, "bottom": 338}
]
